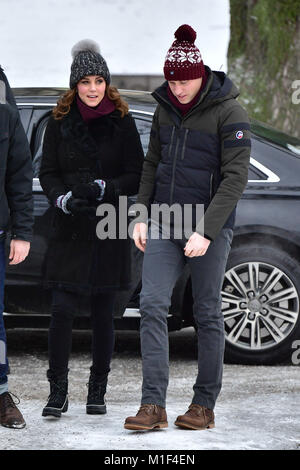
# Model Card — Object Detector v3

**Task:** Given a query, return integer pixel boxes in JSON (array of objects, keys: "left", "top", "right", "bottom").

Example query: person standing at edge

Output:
[
  {"left": 125, "top": 25, "right": 251, "bottom": 431},
  {"left": 39, "top": 40, "right": 144, "bottom": 419},
  {"left": 0, "top": 66, "right": 33, "bottom": 429}
]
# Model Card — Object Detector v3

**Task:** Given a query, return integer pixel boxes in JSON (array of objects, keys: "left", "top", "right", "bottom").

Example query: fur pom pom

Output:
[
  {"left": 174, "top": 24, "right": 196, "bottom": 43},
  {"left": 71, "top": 39, "right": 101, "bottom": 59}
]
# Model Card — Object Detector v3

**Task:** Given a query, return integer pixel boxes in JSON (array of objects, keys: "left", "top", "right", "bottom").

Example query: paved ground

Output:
[{"left": 1, "top": 328, "right": 299, "bottom": 451}]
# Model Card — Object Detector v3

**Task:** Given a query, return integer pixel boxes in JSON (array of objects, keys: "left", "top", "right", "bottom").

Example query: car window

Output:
[
  {"left": 19, "top": 107, "right": 33, "bottom": 134},
  {"left": 248, "top": 157, "right": 280, "bottom": 183},
  {"left": 32, "top": 112, "right": 279, "bottom": 185},
  {"left": 248, "top": 164, "right": 267, "bottom": 181},
  {"left": 32, "top": 117, "right": 49, "bottom": 177},
  {"left": 133, "top": 117, "right": 151, "bottom": 155}
]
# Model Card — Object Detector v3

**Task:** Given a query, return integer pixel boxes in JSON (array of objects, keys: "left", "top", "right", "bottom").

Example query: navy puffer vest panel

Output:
[
  {"left": 154, "top": 124, "right": 220, "bottom": 205},
  {"left": 153, "top": 124, "right": 235, "bottom": 230}
]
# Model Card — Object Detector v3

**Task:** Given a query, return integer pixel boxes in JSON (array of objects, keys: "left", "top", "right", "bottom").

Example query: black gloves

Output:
[
  {"left": 72, "top": 181, "right": 105, "bottom": 201},
  {"left": 66, "top": 196, "right": 96, "bottom": 216},
  {"left": 55, "top": 182, "right": 105, "bottom": 217}
]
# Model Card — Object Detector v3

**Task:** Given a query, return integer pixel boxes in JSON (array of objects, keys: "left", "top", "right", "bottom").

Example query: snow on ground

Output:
[
  {"left": 0, "top": 0, "right": 230, "bottom": 87},
  {"left": 0, "top": 0, "right": 298, "bottom": 453},
  {"left": 1, "top": 329, "right": 299, "bottom": 450}
]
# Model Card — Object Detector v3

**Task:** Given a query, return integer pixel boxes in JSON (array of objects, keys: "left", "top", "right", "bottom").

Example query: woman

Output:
[{"left": 39, "top": 40, "right": 144, "bottom": 418}]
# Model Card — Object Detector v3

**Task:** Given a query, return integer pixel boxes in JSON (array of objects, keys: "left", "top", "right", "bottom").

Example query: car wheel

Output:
[{"left": 222, "top": 243, "right": 300, "bottom": 365}]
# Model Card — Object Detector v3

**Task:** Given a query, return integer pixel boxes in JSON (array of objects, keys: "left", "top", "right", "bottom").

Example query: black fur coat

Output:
[{"left": 39, "top": 102, "right": 144, "bottom": 294}]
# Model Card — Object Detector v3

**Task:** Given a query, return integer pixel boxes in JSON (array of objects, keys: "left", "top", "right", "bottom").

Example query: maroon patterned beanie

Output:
[{"left": 164, "top": 24, "right": 205, "bottom": 81}]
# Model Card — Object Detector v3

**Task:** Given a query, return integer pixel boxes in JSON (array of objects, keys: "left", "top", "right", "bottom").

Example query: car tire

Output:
[{"left": 222, "top": 243, "right": 300, "bottom": 365}]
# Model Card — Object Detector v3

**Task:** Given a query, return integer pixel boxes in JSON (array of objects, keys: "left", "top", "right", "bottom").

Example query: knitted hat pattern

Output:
[
  {"left": 69, "top": 39, "right": 111, "bottom": 89},
  {"left": 164, "top": 25, "right": 205, "bottom": 81}
]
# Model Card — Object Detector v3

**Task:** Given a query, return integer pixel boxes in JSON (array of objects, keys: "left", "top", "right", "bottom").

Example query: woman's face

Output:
[{"left": 77, "top": 75, "right": 106, "bottom": 107}]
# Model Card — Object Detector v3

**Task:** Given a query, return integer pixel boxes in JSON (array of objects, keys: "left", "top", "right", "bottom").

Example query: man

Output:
[
  {"left": 0, "top": 66, "right": 33, "bottom": 428},
  {"left": 125, "top": 24, "right": 250, "bottom": 431}
]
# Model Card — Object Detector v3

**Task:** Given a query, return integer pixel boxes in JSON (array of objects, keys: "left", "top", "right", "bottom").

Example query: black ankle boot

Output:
[
  {"left": 86, "top": 370, "right": 108, "bottom": 415},
  {"left": 42, "top": 370, "right": 68, "bottom": 418}
]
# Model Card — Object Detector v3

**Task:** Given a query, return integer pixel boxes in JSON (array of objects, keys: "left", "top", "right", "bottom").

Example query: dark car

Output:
[{"left": 4, "top": 87, "right": 300, "bottom": 365}]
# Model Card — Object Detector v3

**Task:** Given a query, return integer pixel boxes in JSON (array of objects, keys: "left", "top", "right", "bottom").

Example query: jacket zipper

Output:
[
  {"left": 209, "top": 173, "right": 214, "bottom": 200},
  {"left": 181, "top": 129, "right": 189, "bottom": 160},
  {"left": 170, "top": 127, "right": 182, "bottom": 205},
  {"left": 168, "top": 127, "right": 175, "bottom": 159}
]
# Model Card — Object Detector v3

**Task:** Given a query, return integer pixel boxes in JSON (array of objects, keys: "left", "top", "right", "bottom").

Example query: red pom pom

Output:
[{"left": 174, "top": 24, "right": 197, "bottom": 43}]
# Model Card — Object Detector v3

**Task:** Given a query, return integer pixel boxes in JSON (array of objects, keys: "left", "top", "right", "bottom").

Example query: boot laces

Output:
[
  {"left": 138, "top": 404, "right": 158, "bottom": 415},
  {"left": 48, "top": 381, "right": 68, "bottom": 402},
  {"left": 189, "top": 404, "right": 205, "bottom": 417},
  {"left": 86, "top": 377, "right": 106, "bottom": 400},
  {"left": 0, "top": 392, "right": 20, "bottom": 411}
]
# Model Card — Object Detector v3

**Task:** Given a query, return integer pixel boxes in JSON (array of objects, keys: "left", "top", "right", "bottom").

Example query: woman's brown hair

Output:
[{"left": 53, "top": 84, "right": 129, "bottom": 120}]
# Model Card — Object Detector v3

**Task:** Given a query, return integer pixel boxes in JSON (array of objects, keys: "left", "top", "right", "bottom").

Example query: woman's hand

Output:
[
  {"left": 72, "top": 181, "right": 104, "bottom": 201},
  {"left": 66, "top": 197, "right": 96, "bottom": 216}
]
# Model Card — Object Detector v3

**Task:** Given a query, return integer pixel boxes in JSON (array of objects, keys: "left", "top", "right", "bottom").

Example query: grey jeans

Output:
[{"left": 139, "top": 223, "right": 233, "bottom": 410}]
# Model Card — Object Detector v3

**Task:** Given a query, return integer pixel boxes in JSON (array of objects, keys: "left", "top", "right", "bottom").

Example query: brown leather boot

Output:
[
  {"left": 0, "top": 392, "right": 26, "bottom": 429},
  {"left": 124, "top": 404, "right": 168, "bottom": 430},
  {"left": 175, "top": 404, "right": 215, "bottom": 430}
]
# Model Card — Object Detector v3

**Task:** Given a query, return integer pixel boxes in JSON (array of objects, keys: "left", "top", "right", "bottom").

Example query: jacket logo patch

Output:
[{"left": 236, "top": 130, "right": 244, "bottom": 139}]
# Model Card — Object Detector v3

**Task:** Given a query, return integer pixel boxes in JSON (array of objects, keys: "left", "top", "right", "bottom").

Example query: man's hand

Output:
[
  {"left": 184, "top": 232, "right": 211, "bottom": 257},
  {"left": 9, "top": 240, "right": 30, "bottom": 265},
  {"left": 133, "top": 222, "right": 148, "bottom": 252}
]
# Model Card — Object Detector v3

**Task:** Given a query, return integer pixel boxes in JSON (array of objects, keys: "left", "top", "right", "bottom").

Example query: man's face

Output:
[{"left": 168, "top": 78, "right": 202, "bottom": 104}]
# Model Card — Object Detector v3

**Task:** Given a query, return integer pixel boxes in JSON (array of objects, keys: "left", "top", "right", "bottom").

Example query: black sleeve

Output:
[
  {"left": 103, "top": 114, "right": 144, "bottom": 203},
  {"left": 197, "top": 103, "right": 251, "bottom": 240},
  {"left": 6, "top": 108, "right": 33, "bottom": 241},
  {"left": 39, "top": 116, "right": 67, "bottom": 204},
  {"left": 136, "top": 107, "right": 161, "bottom": 210}
]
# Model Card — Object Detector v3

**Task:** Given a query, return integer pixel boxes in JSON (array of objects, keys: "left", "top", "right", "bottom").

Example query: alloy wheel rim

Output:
[{"left": 222, "top": 261, "right": 299, "bottom": 351}]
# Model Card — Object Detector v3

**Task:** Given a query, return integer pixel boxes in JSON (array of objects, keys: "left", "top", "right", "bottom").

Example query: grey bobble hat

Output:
[{"left": 69, "top": 39, "right": 111, "bottom": 89}]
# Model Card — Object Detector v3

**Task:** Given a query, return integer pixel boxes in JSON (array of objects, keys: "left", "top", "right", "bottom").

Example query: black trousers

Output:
[{"left": 48, "top": 288, "right": 116, "bottom": 377}]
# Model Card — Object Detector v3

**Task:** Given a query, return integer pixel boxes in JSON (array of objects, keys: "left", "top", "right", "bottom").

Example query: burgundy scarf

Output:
[{"left": 76, "top": 94, "right": 116, "bottom": 123}]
